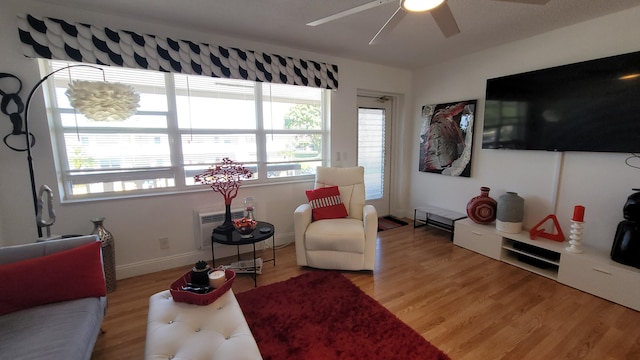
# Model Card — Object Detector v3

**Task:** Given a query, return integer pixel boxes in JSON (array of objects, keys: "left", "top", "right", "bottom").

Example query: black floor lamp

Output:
[{"left": 0, "top": 64, "right": 139, "bottom": 237}]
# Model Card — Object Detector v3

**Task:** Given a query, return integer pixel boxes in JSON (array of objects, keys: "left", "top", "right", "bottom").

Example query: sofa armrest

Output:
[
  {"left": 0, "top": 235, "right": 100, "bottom": 265},
  {"left": 294, "top": 204, "right": 312, "bottom": 266}
]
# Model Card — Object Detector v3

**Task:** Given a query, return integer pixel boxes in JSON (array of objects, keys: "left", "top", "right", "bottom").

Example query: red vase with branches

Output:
[{"left": 194, "top": 158, "right": 253, "bottom": 234}]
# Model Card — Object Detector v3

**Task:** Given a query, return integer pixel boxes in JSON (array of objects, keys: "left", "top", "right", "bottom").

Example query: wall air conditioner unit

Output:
[{"left": 194, "top": 209, "right": 244, "bottom": 250}]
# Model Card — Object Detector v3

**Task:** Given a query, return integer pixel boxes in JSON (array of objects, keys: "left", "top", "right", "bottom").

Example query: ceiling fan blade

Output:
[
  {"left": 430, "top": 2, "right": 460, "bottom": 38},
  {"left": 493, "top": 0, "right": 551, "bottom": 4},
  {"left": 307, "top": 0, "right": 397, "bottom": 26},
  {"left": 369, "top": 7, "right": 407, "bottom": 45}
]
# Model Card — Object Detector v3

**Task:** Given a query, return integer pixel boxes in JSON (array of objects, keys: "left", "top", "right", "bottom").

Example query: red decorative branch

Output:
[{"left": 194, "top": 158, "right": 253, "bottom": 205}]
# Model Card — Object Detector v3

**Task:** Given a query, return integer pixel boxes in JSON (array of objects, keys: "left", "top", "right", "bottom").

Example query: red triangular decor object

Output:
[{"left": 529, "top": 214, "right": 565, "bottom": 242}]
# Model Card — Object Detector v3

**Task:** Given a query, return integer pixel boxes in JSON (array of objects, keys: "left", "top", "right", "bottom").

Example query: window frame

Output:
[{"left": 42, "top": 60, "right": 329, "bottom": 202}]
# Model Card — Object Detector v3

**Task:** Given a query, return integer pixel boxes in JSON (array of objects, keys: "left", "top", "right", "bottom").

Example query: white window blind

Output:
[{"left": 358, "top": 108, "right": 385, "bottom": 200}]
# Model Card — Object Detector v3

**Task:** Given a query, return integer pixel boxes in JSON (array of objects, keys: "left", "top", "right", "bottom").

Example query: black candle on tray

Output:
[{"left": 190, "top": 260, "right": 211, "bottom": 286}]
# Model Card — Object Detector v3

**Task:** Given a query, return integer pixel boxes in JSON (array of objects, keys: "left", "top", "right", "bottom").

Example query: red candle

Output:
[{"left": 572, "top": 205, "right": 585, "bottom": 222}]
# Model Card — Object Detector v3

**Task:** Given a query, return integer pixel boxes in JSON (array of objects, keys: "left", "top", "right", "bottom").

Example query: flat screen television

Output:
[{"left": 483, "top": 50, "right": 640, "bottom": 153}]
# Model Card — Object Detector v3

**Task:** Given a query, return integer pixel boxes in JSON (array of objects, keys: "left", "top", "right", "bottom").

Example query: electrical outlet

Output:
[{"left": 158, "top": 237, "right": 170, "bottom": 249}]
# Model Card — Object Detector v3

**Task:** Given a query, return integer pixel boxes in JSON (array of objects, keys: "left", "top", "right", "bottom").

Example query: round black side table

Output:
[{"left": 211, "top": 221, "right": 275, "bottom": 287}]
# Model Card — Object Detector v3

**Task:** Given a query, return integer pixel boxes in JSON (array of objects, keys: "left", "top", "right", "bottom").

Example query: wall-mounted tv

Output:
[{"left": 483, "top": 50, "right": 640, "bottom": 153}]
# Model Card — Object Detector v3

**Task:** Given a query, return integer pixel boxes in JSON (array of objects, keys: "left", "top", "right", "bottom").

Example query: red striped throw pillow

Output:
[{"left": 305, "top": 186, "right": 349, "bottom": 221}]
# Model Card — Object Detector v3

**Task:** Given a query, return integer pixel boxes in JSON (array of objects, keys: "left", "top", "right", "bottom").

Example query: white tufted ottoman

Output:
[{"left": 145, "top": 290, "right": 262, "bottom": 360}]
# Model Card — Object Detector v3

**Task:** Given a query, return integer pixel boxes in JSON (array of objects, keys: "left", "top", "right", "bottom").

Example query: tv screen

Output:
[{"left": 483, "top": 51, "right": 640, "bottom": 153}]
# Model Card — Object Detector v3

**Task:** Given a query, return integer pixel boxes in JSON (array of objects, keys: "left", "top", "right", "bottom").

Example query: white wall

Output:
[
  {"left": 408, "top": 6, "right": 640, "bottom": 252},
  {"left": 4, "top": 1, "right": 638, "bottom": 276},
  {"left": 0, "top": 0, "right": 412, "bottom": 278}
]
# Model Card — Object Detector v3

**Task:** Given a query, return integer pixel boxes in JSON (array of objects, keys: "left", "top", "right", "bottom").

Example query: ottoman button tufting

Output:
[{"left": 145, "top": 290, "right": 261, "bottom": 359}]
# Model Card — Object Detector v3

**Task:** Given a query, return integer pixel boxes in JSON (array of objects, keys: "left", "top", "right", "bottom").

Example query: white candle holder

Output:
[{"left": 566, "top": 220, "right": 584, "bottom": 253}]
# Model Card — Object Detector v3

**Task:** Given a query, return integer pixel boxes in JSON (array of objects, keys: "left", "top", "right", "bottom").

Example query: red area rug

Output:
[{"left": 236, "top": 271, "right": 449, "bottom": 360}]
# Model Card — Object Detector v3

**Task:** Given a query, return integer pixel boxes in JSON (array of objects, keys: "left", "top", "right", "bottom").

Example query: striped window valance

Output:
[{"left": 17, "top": 14, "right": 339, "bottom": 90}]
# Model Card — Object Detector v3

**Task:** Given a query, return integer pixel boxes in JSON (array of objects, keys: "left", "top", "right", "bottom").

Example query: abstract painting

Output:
[{"left": 419, "top": 100, "right": 477, "bottom": 177}]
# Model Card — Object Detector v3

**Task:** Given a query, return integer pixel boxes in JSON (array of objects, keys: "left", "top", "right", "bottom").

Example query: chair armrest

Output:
[
  {"left": 362, "top": 204, "right": 378, "bottom": 270},
  {"left": 294, "top": 204, "right": 313, "bottom": 266},
  {"left": 363, "top": 205, "right": 378, "bottom": 232}
]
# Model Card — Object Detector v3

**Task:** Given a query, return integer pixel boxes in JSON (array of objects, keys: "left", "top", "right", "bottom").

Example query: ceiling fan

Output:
[{"left": 307, "top": 0, "right": 551, "bottom": 45}]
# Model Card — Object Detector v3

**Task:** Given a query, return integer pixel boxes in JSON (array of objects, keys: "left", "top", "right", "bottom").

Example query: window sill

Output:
[{"left": 59, "top": 176, "right": 315, "bottom": 205}]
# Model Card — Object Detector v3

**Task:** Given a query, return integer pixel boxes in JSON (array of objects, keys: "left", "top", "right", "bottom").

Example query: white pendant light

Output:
[
  {"left": 66, "top": 80, "right": 140, "bottom": 121},
  {"left": 401, "top": 0, "right": 445, "bottom": 12}
]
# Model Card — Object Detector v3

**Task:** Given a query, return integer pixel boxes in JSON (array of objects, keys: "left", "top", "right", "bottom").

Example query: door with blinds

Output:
[{"left": 357, "top": 95, "right": 392, "bottom": 216}]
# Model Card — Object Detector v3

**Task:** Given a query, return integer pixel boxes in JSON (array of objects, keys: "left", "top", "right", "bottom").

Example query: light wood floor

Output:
[{"left": 90, "top": 223, "right": 640, "bottom": 359}]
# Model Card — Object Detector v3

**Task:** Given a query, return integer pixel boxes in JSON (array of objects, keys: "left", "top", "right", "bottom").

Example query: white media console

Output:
[{"left": 453, "top": 218, "right": 640, "bottom": 311}]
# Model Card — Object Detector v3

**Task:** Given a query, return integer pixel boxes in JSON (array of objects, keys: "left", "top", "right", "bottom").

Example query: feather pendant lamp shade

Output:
[{"left": 66, "top": 80, "right": 140, "bottom": 121}]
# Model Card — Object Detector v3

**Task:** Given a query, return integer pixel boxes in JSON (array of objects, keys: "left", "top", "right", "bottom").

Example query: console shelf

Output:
[
  {"left": 453, "top": 218, "right": 640, "bottom": 311},
  {"left": 502, "top": 241, "right": 560, "bottom": 266},
  {"left": 501, "top": 244, "right": 560, "bottom": 280},
  {"left": 501, "top": 235, "right": 562, "bottom": 279}
]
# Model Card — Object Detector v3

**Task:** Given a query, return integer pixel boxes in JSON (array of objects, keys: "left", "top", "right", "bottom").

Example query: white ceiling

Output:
[{"left": 36, "top": 0, "right": 640, "bottom": 69}]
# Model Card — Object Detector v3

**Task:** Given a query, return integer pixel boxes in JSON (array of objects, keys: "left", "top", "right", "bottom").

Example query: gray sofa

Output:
[{"left": 0, "top": 235, "right": 107, "bottom": 360}]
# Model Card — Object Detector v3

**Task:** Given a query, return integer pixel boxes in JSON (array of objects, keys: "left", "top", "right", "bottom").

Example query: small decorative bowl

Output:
[{"left": 233, "top": 217, "right": 257, "bottom": 238}]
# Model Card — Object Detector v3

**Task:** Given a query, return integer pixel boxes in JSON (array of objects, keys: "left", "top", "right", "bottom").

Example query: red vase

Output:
[{"left": 466, "top": 187, "right": 497, "bottom": 224}]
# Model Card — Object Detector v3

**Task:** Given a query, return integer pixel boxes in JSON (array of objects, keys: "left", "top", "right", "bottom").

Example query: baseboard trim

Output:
[{"left": 115, "top": 232, "right": 293, "bottom": 279}]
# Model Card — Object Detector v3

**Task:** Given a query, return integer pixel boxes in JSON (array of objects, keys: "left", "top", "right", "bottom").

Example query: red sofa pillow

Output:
[
  {"left": 0, "top": 241, "right": 106, "bottom": 316},
  {"left": 306, "top": 186, "right": 349, "bottom": 221}
]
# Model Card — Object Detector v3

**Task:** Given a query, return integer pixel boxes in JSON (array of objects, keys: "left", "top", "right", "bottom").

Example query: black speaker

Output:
[
  {"left": 623, "top": 190, "right": 640, "bottom": 221},
  {"left": 611, "top": 190, "right": 640, "bottom": 268},
  {"left": 611, "top": 220, "right": 640, "bottom": 269}
]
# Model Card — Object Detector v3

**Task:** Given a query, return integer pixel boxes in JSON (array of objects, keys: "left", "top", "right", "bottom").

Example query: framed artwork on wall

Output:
[{"left": 419, "top": 99, "right": 477, "bottom": 177}]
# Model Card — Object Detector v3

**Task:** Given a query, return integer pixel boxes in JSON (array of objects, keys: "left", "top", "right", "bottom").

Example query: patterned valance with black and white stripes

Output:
[{"left": 17, "top": 14, "right": 339, "bottom": 90}]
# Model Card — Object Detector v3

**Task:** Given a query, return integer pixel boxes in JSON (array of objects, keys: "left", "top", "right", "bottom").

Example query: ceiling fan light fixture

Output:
[{"left": 401, "top": 0, "right": 445, "bottom": 12}]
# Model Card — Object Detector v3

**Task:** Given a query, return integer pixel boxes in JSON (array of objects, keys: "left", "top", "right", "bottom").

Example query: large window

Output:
[{"left": 45, "top": 61, "right": 328, "bottom": 200}]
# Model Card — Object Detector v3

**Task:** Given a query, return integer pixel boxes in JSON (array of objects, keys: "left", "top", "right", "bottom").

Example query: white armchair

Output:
[{"left": 294, "top": 166, "right": 378, "bottom": 271}]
